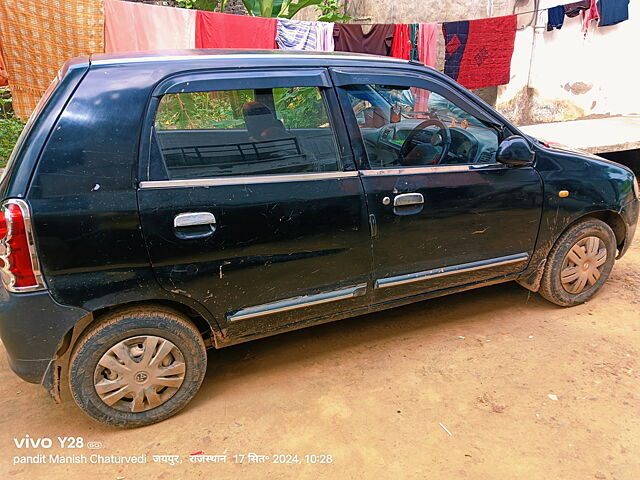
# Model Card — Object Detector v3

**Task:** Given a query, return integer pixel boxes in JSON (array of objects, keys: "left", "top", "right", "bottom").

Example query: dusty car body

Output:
[{"left": 0, "top": 51, "right": 637, "bottom": 427}]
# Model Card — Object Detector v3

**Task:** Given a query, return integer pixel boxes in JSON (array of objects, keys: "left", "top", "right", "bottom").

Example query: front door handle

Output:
[
  {"left": 174, "top": 212, "right": 216, "bottom": 228},
  {"left": 393, "top": 193, "right": 424, "bottom": 207},
  {"left": 174, "top": 212, "right": 216, "bottom": 239}
]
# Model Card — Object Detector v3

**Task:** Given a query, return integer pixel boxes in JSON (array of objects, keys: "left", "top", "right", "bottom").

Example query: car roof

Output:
[{"left": 90, "top": 49, "right": 421, "bottom": 68}]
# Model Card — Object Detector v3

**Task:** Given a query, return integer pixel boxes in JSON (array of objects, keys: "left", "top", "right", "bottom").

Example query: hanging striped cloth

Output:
[{"left": 276, "top": 18, "right": 318, "bottom": 51}]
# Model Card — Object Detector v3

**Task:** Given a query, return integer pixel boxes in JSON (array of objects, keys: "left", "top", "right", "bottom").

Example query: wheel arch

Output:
[
  {"left": 517, "top": 209, "right": 625, "bottom": 293},
  {"left": 582, "top": 210, "right": 627, "bottom": 257},
  {"left": 57, "top": 299, "right": 221, "bottom": 359},
  {"left": 45, "top": 298, "right": 223, "bottom": 403}
]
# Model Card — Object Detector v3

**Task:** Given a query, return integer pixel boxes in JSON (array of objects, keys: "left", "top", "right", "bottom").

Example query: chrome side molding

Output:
[
  {"left": 375, "top": 253, "right": 530, "bottom": 289},
  {"left": 228, "top": 283, "right": 367, "bottom": 322}
]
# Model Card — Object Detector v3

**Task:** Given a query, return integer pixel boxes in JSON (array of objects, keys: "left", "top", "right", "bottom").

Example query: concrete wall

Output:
[
  {"left": 296, "top": 0, "right": 527, "bottom": 105},
  {"left": 299, "top": 0, "right": 639, "bottom": 127},
  {"left": 497, "top": 1, "right": 640, "bottom": 125},
  {"left": 296, "top": 0, "right": 520, "bottom": 23}
]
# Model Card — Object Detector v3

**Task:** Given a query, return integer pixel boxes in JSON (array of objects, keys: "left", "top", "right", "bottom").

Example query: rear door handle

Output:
[
  {"left": 174, "top": 212, "right": 216, "bottom": 228},
  {"left": 174, "top": 212, "right": 216, "bottom": 239},
  {"left": 393, "top": 193, "right": 424, "bottom": 207}
]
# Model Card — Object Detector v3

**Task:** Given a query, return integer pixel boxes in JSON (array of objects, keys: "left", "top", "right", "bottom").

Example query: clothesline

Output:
[
  {"left": 331, "top": 6, "right": 552, "bottom": 26},
  {"left": 1, "top": 0, "right": 629, "bottom": 119}
]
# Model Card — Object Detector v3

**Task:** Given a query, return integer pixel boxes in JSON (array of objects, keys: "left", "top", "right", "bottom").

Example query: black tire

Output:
[
  {"left": 539, "top": 218, "right": 616, "bottom": 307},
  {"left": 68, "top": 306, "right": 207, "bottom": 428}
]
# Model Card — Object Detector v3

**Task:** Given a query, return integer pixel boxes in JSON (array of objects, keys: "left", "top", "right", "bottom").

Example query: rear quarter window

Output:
[{"left": 0, "top": 76, "right": 59, "bottom": 184}]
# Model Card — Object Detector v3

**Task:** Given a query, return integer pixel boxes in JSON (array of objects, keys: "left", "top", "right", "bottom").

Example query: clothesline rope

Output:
[{"left": 343, "top": 6, "right": 552, "bottom": 26}]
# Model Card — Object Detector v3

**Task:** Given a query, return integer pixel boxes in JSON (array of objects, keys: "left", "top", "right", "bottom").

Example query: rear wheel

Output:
[
  {"left": 539, "top": 219, "right": 616, "bottom": 307},
  {"left": 68, "top": 306, "right": 207, "bottom": 428}
]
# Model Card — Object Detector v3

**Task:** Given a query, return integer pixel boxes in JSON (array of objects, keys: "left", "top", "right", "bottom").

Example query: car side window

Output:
[
  {"left": 153, "top": 86, "right": 340, "bottom": 179},
  {"left": 343, "top": 84, "right": 500, "bottom": 169}
]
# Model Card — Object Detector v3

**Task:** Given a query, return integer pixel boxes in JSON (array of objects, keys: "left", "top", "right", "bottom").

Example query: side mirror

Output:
[{"left": 496, "top": 135, "right": 535, "bottom": 166}]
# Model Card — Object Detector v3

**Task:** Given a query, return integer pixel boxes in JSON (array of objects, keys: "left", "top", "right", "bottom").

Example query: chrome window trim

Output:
[
  {"left": 375, "top": 253, "right": 529, "bottom": 289},
  {"left": 360, "top": 164, "right": 499, "bottom": 176},
  {"left": 140, "top": 171, "right": 359, "bottom": 189},
  {"left": 140, "top": 165, "right": 505, "bottom": 188},
  {"left": 0, "top": 199, "right": 46, "bottom": 293},
  {"left": 228, "top": 283, "right": 367, "bottom": 322}
]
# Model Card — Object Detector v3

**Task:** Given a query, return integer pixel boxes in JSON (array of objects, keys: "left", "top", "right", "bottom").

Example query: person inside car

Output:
[{"left": 242, "top": 101, "right": 292, "bottom": 142}]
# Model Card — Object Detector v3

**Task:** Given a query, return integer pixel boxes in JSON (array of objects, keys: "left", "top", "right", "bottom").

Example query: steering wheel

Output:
[{"left": 399, "top": 119, "right": 451, "bottom": 166}]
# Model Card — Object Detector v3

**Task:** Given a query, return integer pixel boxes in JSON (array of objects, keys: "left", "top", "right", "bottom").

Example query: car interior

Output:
[
  {"left": 344, "top": 84, "right": 500, "bottom": 168},
  {"left": 152, "top": 84, "right": 501, "bottom": 180}
]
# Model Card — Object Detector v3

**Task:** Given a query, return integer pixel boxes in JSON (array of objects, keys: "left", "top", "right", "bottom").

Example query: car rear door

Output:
[
  {"left": 137, "top": 69, "right": 372, "bottom": 339},
  {"left": 331, "top": 67, "right": 544, "bottom": 304}
]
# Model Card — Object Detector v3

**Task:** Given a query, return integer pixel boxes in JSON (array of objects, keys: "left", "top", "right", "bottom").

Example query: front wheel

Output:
[
  {"left": 68, "top": 306, "right": 207, "bottom": 428},
  {"left": 539, "top": 219, "right": 616, "bottom": 307}
]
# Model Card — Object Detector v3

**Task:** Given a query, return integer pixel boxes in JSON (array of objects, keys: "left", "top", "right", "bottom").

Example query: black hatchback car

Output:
[{"left": 0, "top": 51, "right": 638, "bottom": 427}]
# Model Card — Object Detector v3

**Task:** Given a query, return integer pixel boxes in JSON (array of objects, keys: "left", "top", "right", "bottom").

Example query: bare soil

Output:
[{"left": 1, "top": 237, "right": 639, "bottom": 479}]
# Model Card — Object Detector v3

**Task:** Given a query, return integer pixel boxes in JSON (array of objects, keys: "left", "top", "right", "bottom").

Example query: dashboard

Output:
[{"left": 374, "top": 123, "right": 499, "bottom": 167}]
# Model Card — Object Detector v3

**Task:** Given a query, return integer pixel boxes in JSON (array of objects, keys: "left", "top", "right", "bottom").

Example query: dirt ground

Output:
[{"left": 1, "top": 237, "right": 639, "bottom": 480}]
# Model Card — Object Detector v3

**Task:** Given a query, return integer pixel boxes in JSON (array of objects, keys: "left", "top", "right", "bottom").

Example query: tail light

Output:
[{"left": 0, "top": 199, "right": 45, "bottom": 292}]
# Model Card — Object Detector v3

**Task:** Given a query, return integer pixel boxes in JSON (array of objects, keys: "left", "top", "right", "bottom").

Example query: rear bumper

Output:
[
  {"left": 618, "top": 198, "right": 639, "bottom": 258},
  {"left": 0, "top": 288, "right": 89, "bottom": 384}
]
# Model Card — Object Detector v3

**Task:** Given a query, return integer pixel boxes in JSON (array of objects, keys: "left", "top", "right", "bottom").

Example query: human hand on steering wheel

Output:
[{"left": 399, "top": 119, "right": 451, "bottom": 166}]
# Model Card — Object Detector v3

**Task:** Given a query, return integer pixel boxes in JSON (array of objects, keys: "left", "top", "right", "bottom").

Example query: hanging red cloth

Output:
[
  {"left": 417, "top": 23, "right": 438, "bottom": 68},
  {"left": 413, "top": 23, "right": 438, "bottom": 116},
  {"left": 196, "top": 11, "right": 277, "bottom": 49},
  {"left": 582, "top": 0, "right": 600, "bottom": 35},
  {"left": 391, "top": 24, "right": 412, "bottom": 60},
  {"left": 442, "top": 15, "right": 517, "bottom": 90}
]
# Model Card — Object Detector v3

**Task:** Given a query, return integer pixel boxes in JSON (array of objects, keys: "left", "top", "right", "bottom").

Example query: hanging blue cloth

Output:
[
  {"left": 547, "top": 6, "right": 566, "bottom": 31},
  {"left": 597, "top": 0, "right": 630, "bottom": 27}
]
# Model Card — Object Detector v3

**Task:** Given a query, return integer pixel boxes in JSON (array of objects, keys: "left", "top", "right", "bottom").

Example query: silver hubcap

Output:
[
  {"left": 94, "top": 336, "right": 186, "bottom": 413},
  {"left": 560, "top": 236, "right": 607, "bottom": 294}
]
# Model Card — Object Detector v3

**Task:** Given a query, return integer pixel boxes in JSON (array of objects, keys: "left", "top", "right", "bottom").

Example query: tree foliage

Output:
[
  {"left": 156, "top": 87, "right": 327, "bottom": 131},
  {"left": 176, "top": 0, "right": 350, "bottom": 21},
  {"left": 315, "top": 0, "right": 351, "bottom": 22},
  {"left": 175, "top": 0, "right": 227, "bottom": 12},
  {"left": 0, "top": 91, "right": 25, "bottom": 167}
]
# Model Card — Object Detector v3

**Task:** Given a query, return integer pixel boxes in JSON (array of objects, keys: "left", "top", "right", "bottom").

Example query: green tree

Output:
[
  {"left": 0, "top": 90, "right": 24, "bottom": 166},
  {"left": 177, "top": 0, "right": 350, "bottom": 21},
  {"left": 240, "top": 0, "right": 323, "bottom": 18},
  {"left": 175, "top": 0, "right": 227, "bottom": 12},
  {"left": 315, "top": 0, "right": 351, "bottom": 22}
]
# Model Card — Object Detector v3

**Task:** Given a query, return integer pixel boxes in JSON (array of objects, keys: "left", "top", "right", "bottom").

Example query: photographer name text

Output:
[{"left": 13, "top": 454, "right": 146, "bottom": 465}]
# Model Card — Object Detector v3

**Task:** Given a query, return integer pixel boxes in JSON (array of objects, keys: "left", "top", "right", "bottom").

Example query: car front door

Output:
[
  {"left": 332, "top": 67, "right": 544, "bottom": 304},
  {"left": 138, "top": 69, "right": 371, "bottom": 339}
]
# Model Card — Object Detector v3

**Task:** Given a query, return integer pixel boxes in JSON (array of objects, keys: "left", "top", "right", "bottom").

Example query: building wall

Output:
[
  {"left": 296, "top": 0, "right": 520, "bottom": 23},
  {"left": 299, "top": 0, "right": 639, "bottom": 126},
  {"left": 497, "top": 1, "right": 640, "bottom": 125},
  {"left": 296, "top": 0, "right": 528, "bottom": 105}
]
